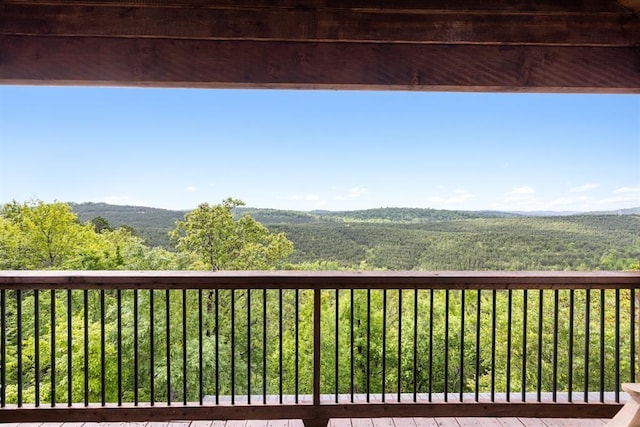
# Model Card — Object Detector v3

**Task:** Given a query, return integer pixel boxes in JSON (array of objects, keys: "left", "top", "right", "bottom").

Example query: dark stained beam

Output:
[
  {"left": 0, "top": 402, "right": 623, "bottom": 423},
  {"left": 1, "top": 35, "right": 639, "bottom": 93},
  {"left": 1, "top": 3, "right": 638, "bottom": 47},
  {"left": 0, "top": 0, "right": 629, "bottom": 13},
  {"left": 617, "top": 0, "right": 640, "bottom": 14}
]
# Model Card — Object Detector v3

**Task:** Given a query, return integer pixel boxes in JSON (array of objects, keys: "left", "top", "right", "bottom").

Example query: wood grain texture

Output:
[
  {"left": 1, "top": 0, "right": 638, "bottom": 92},
  {"left": 0, "top": 403, "right": 623, "bottom": 423},
  {"left": 1, "top": 3, "right": 638, "bottom": 47},
  {"left": 617, "top": 0, "right": 640, "bottom": 14},
  {"left": 1, "top": 36, "right": 638, "bottom": 92},
  {"left": 0, "top": 0, "right": 629, "bottom": 13},
  {"left": 0, "top": 271, "right": 638, "bottom": 290}
]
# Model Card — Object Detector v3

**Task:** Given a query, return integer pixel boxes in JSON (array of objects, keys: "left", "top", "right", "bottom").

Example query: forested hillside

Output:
[
  {"left": 1, "top": 201, "right": 638, "bottom": 407},
  {"left": 271, "top": 215, "right": 640, "bottom": 270},
  {"left": 70, "top": 203, "right": 640, "bottom": 272}
]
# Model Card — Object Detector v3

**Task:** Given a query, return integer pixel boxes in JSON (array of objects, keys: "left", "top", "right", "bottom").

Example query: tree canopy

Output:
[{"left": 169, "top": 198, "right": 294, "bottom": 270}]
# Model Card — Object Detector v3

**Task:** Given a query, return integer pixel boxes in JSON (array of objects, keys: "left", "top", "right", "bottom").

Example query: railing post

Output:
[
  {"left": 304, "top": 288, "right": 328, "bottom": 427},
  {"left": 637, "top": 291, "right": 640, "bottom": 383}
]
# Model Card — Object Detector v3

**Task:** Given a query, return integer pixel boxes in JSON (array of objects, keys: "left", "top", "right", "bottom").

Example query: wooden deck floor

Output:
[{"left": 0, "top": 418, "right": 612, "bottom": 427}]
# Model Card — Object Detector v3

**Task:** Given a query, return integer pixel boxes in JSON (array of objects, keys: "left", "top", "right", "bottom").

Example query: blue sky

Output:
[{"left": 1, "top": 86, "right": 638, "bottom": 212}]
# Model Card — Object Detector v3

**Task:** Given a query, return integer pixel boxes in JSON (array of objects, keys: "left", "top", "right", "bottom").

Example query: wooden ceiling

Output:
[{"left": 1, "top": 0, "right": 639, "bottom": 92}]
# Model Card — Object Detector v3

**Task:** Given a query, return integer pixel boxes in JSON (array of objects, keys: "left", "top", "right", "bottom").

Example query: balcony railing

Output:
[{"left": 0, "top": 271, "right": 639, "bottom": 426}]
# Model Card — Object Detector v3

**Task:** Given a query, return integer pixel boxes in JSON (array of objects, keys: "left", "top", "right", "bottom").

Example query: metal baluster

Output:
[
  {"left": 413, "top": 289, "right": 418, "bottom": 403},
  {"left": 600, "top": 289, "right": 605, "bottom": 403},
  {"left": 100, "top": 289, "right": 104, "bottom": 406},
  {"left": 198, "top": 289, "right": 203, "bottom": 405},
  {"left": 67, "top": 289, "right": 72, "bottom": 406},
  {"left": 366, "top": 289, "right": 371, "bottom": 403},
  {"left": 150, "top": 289, "right": 155, "bottom": 405},
  {"left": 34, "top": 290, "right": 40, "bottom": 407},
  {"left": 491, "top": 290, "right": 496, "bottom": 402},
  {"left": 278, "top": 289, "right": 283, "bottom": 404},
  {"left": 615, "top": 288, "right": 620, "bottom": 403},
  {"left": 134, "top": 289, "right": 139, "bottom": 406},
  {"left": 262, "top": 289, "right": 266, "bottom": 404},
  {"left": 382, "top": 289, "right": 387, "bottom": 402},
  {"left": 475, "top": 290, "right": 481, "bottom": 402},
  {"left": 215, "top": 289, "right": 220, "bottom": 405},
  {"left": 585, "top": 289, "right": 590, "bottom": 403},
  {"left": 552, "top": 290, "right": 559, "bottom": 402},
  {"left": 428, "top": 289, "right": 434, "bottom": 402},
  {"left": 444, "top": 289, "right": 449, "bottom": 402},
  {"left": 51, "top": 289, "right": 56, "bottom": 406},
  {"left": 248, "top": 289, "right": 252, "bottom": 405},
  {"left": 295, "top": 289, "right": 300, "bottom": 404},
  {"left": 1, "top": 289, "right": 6, "bottom": 408},
  {"left": 568, "top": 290, "right": 574, "bottom": 403},
  {"left": 350, "top": 289, "right": 354, "bottom": 403},
  {"left": 506, "top": 290, "right": 512, "bottom": 402},
  {"left": 630, "top": 289, "right": 636, "bottom": 383},
  {"left": 231, "top": 289, "right": 236, "bottom": 405},
  {"left": 522, "top": 289, "right": 528, "bottom": 402},
  {"left": 83, "top": 290, "right": 89, "bottom": 406},
  {"left": 17, "top": 289, "right": 22, "bottom": 407},
  {"left": 335, "top": 289, "right": 339, "bottom": 403},
  {"left": 460, "top": 290, "right": 465, "bottom": 402},
  {"left": 117, "top": 289, "right": 122, "bottom": 405},
  {"left": 182, "top": 289, "right": 187, "bottom": 405},
  {"left": 537, "top": 290, "right": 543, "bottom": 403},
  {"left": 166, "top": 289, "right": 171, "bottom": 405},
  {"left": 398, "top": 289, "right": 402, "bottom": 403}
]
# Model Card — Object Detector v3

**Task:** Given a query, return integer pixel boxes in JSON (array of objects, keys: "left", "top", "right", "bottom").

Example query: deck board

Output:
[{"left": 0, "top": 419, "right": 613, "bottom": 427}]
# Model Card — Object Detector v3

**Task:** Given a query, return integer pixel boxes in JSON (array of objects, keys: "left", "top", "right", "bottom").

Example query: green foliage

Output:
[
  {"left": 170, "top": 198, "right": 294, "bottom": 270},
  {"left": 1, "top": 199, "right": 638, "bottom": 406},
  {"left": 272, "top": 215, "right": 640, "bottom": 271},
  {"left": 0, "top": 201, "right": 99, "bottom": 269},
  {"left": 90, "top": 216, "right": 113, "bottom": 233}
]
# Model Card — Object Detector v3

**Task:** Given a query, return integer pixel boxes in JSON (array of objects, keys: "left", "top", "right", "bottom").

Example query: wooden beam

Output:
[
  {"left": 0, "top": 271, "right": 639, "bottom": 290},
  {"left": 1, "top": 3, "right": 638, "bottom": 47},
  {"left": 1, "top": 36, "right": 638, "bottom": 93},
  {"left": 0, "top": 402, "right": 623, "bottom": 423},
  {"left": 0, "top": 0, "right": 628, "bottom": 13},
  {"left": 617, "top": 0, "right": 640, "bottom": 14}
]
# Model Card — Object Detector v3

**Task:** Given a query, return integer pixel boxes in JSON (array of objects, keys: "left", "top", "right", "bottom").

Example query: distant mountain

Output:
[
  {"left": 71, "top": 202, "right": 186, "bottom": 248},
  {"left": 511, "top": 210, "right": 582, "bottom": 217},
  {"left": 70, "top": 202, "right": 640, "bottom": 249},
  {"left": 510, "top": 207, "right": 640, "bottom": 216},
  {"left": 310, "top": 207, "right": 521, "bottom": 222},
  {"left": 588, "top": 207, "right": 640, "bottom": 215}
]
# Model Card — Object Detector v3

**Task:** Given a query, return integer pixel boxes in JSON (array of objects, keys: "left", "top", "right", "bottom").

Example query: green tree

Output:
[
  {"left": 170, "top": 198, "right": 294, "bottom": 270},
  {"left": 90, "top": 216, "right": 113, "bottom": 233},
  {"left": 0, "top": 201, "right": 99, "bottom": 269}
]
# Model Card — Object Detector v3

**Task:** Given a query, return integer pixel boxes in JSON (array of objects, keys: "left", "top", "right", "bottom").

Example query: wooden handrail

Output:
[{"left": 0, "top": 270, "right": 638, "bottom": 290}]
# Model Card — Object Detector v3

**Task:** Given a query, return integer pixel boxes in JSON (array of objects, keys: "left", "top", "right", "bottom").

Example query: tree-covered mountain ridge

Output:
[
  {"left": 70, "top": 202, "right": 640, "bottom": 271},
  {"left": 72, "top": 202, "right": 640, "bottom": 226}
]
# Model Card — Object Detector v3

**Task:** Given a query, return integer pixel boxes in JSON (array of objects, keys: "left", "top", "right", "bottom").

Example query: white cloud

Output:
[
  {"left": 614, "top": 187, "right": 640, "bottom": 194},
  {"left": 428, "top": 189, "right": 475, "bottom": 207},
  {"left": 547, "top": 196, "right": 592, "bottom": 207},
  {"left": 336, "top": 187, "right": 369, "bottom": 200},
  {"left": 570, "top": 183, "right": 599, "bottom": 193},
  {"left": 291, "top": 193, "right": 322, "bottom": 202},
  {"left": 599, "top": 187, "right": 640, "bottom": 206},
  {"left": 347, "top": 186, "right": 369, "bottom": 198},
  {"left": 506, "top": 186, "right": 536, "bottom": 197},
  {"left": 186, "top": 186, "right": 199, "bottom": 192}
]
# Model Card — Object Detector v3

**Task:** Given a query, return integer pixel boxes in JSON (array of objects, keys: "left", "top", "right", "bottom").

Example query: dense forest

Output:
[
  {"left": 0, "top": 200, "right": 638, "bottom": 406},
  {"left": 71, "top": 202, "right": 640, "bottom": 272}
]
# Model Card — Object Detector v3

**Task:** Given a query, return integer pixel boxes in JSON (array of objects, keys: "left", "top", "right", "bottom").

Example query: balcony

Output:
[{"left": 0, "top": 271, "right": 638, "bottom": 426}]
